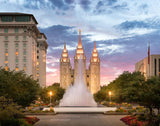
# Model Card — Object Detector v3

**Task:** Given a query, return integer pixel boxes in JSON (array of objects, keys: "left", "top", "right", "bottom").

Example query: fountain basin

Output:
[{"left": 54, "top": 107, "right": 117, "bottom": 113}]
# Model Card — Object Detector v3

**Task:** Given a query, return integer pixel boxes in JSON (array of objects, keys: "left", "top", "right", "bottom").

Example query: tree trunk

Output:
[
  {"left": 148, "top": 107, "right": 153, "bottom": 125},
  {"left": 149, "top": 107, "right": 152, "bottom": 116}
]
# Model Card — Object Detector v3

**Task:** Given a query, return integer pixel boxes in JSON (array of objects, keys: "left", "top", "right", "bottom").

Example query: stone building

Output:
[
  {"left": 135, "top": 55, "right": 160, "bottom": 78},
  {"left": 60, "top": 30, "right": 100, "bottom": 94},
  {"left": 0, "top": 13, "right": 48, "bottom": 87}
]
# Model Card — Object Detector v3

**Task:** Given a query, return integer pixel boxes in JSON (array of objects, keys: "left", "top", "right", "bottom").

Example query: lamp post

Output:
[
  {"left": 48, "top": 91, "right": 53, "bottom": 106},
  {"left": 108, "top": 91, "right": 112, "bottom": 103}
]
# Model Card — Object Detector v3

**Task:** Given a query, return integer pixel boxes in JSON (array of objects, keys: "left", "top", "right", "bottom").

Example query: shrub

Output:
[{"left": 0, "top": 118, "right": 31, "bottom": 126}]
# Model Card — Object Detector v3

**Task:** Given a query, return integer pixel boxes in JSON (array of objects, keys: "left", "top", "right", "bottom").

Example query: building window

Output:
[
  {"left": 37, "top": 56, "right": 39, "bottom": 59},
  {"left": 37, "top": 50, "right": 39, "bottom": 53},
  {"left": 37, "top": 61, "right": 39, "bottom": 65},
  {"left": 5, "top": 53, "right": 8, "bottom": 56},
  {"left": 4, "top": 28, "right": 8, "bottom": 33},
  {"left": 15, "top": 52, "right": 18, "bottom": 56},
  {"left": 23, "top": 50, "right": 26, "bottom": 55},
  {"left": 23, "top": 43, "right": 26, "bottom": 48},
  {"left": 5, "top": 49, "right": 8, "bottom": 53},
  {"left": 23, "top": 36, "right": 26, "bottom": 41},
  {"left": 23, "top": 58, "right": 26, "bottom": 62},
  {"left": 23, "top": 67, "right": 26, "bottom": 71},
  {"left": 15, "top": 28, "right": 18, "bottom": 33},
  {"left": 1, "top": 16, "right": 13, "bottom": 22},
  {"left": 15, "top": 16, "right": 30, "bottom": 22},
  {"left": 37, "top": 73, "right": 39, "bottom": 77},
  {"left": 5, "top": 61, "right": 8, "bottom": 64},
  {"left": 5, "top": 36, "right": 8, "bottom": 41},
  {"left": 15, "top": 36, "right": 18, "bottom": 41},
  {"left": 16, "top": 59, "right": 18, "bottom": 63},
  {"left": 5, "top": 56, "right": 8, "bottom": 60},
  {"left": 15, "top": 67, "right": 19, "bottom": 71},
  {"left": 15, "top": 43, "right": 18, "bottom": 48},
  {"left": 155, "top": 59, "right": 157, "bottom": 76},
  {"left": 37, "top": 67, "right": 39, "bottom": 71},
  {"left": 4, "top": 43, "right": 8, "bottom": 48},
  {"left": 5, "top": 66, "right": 8, "bottom": 71},
  {"left": 23, "top": 28, "right": 27, "bottom": 32}
]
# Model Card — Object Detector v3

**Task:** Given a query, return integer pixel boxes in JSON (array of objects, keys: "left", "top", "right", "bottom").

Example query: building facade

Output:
[
  {"left": 135, "top": 55, "right": 160, "bottom": 78},
  {"left": 60, "top": 30, "right": 100, "bottom": 94},
  {"left": 0, "top": 13, "right": 48, "bottom": 87}
]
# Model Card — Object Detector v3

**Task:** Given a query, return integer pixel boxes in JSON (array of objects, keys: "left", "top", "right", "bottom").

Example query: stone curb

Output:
[
  {"left": 24, "top": 113, "right": 56, "bottom": 115},
  {"left": 104, "top": 112, "right": 129, "bottom": 115},
  {"left": 24, "top": 112, "right": 129, "bottom": 115}
]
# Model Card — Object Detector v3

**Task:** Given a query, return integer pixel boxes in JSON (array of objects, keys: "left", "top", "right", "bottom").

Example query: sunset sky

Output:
[{"left": 1, "top": 0, "right": 160, "bottom": 86}]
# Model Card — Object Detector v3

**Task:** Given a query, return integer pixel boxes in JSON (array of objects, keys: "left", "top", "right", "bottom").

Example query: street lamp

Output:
[
  {"left": 48, "top": 91, "right": 53, "bottom": 106},
  {"left": 108, "top": 91, "right": 112, "bottom": 103}
]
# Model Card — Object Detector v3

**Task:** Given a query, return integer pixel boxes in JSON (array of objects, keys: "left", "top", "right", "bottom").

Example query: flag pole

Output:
[{"left": 148, "top": 42, "right": 150, "bottom": 78}]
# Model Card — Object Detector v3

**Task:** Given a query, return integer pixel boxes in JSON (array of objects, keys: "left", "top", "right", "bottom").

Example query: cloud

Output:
[
  {"left": 79, "top": 0, "right": 91, "bottom": 11},
  {"left": 107, "top": 0, "right": 118, "bottom": 6},
  {"left": 117, "top": 20, "right": 150, "bottom": 30},
  {"left": 97, "top": 44, "right": 125, "bottom": 55},
  {"left": 94, "top": 0, "right": 127, "bottom": 15},
  {"left": 96, "top": 1, "right": 103, "bottom": 9},
  {"left": 39, "top": 25, "right": 92, "bottom": 52},
  {"left": 64, "top": 0, "right": 74, "bottom": 4},
  {"left": 112, "top": 2, "right": 128, "bottom": 10},
  {"left": 49, "top": 0, "right": 70, "bottom": 10},
  {"left": 115, "top": 17, "right": 160, "bottom": 37},
  {"left": 39, "top": 25, "right": 75, "bottom": 47}
]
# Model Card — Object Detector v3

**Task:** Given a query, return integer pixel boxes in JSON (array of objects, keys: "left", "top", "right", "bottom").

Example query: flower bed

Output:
[
  {"left": 23, "top": 117, "right": 39, "bottom": 125},
  {"left": 121, "top": 116, "right": 148, "bottom": 126}
]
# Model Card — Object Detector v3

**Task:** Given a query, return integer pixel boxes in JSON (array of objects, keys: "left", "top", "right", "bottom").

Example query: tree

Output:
[
  {"left": 106, "top": 71, "right": 145, "bottom": 103},
  {"left": 139, "top": 77, "right": 160, "bottom": 115},
  {"left": 94, "top": 71, "right": 145, "bottom": 103},
  {"left": 94, "top": 88, "right": 106, "bottom": 103},
  {"left": 0, "top": 68, "right": 40, "bottom": 107},
  {"left": 39, "top": 83, "right": 65, "bottom": 105}
]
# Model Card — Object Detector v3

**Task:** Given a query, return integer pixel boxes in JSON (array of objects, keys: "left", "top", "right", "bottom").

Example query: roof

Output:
[
  {"left": 0, "top": 12, "right": 38, "bottom": 24},
  {"left": 40, "top": 33, "right": 47, "bottom": 39}
]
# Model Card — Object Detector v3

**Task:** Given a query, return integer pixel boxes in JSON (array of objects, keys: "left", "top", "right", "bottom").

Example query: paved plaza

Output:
[{"left": 34, "top": 114, "right": 126, "bottom": 126}]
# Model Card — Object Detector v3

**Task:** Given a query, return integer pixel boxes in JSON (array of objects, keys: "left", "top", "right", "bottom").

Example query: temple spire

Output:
[
  {"left": 64, "top": 42, "right": 66, "bottom": 49},
  {"left": 78, "top": 29, "right": 82, "bottom": 48},
  {"left": 63, "top": 42, "right": 67, "bottom": 52},
  {"left": 91, "top": 41, "right": 99, "bottom": 62},
  {"left": 94, "top": 41, "right": 96, "bottom": 50},
  {"left": 75, "top": 29, "right": 85, "bottom": 59},
  {"left": 61, "top": 42, "right": 70, "bottom": 62}
]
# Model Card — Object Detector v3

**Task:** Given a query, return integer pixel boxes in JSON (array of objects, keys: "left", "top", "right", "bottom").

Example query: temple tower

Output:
[
  {"left": 89, "top": 42, "right": 100, "bottom": 94},
  {"left": 60, "top": 43, "right": 72, "bottom": 89},
  {"left": 74, "top": 29, "right": 86, "bottom": 84}
]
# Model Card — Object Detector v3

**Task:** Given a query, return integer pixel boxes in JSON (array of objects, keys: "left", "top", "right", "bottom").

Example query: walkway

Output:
[{"left": 34, "top": 114, "right": 127, "bottom": 126}]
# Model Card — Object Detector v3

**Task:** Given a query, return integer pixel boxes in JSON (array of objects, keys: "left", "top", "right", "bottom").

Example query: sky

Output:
[{"left": 1, "top": 0, "right": 160, "bottom": 86}]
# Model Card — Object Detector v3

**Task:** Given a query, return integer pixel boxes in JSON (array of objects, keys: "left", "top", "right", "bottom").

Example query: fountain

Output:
[
  {"left": 59, "top": 56, "right": 97, "bottom": 107},
  {"left": 53, "top": 56, "right": 117, "bottom": 113}
]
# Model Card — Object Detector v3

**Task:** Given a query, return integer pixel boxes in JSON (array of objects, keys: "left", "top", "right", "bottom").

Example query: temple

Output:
[{"left": 60, "top": 30, "right": 100, "bottom": 94}]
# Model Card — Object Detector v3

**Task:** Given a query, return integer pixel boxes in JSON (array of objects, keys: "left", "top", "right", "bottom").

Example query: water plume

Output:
[{"left": 59, "top": 56, "right": 97, "bottom": 106}]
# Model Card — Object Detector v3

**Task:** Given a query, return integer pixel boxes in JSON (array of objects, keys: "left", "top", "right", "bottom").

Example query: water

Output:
[{"left": 59, "top": 56, "right": 97, "bottom": 106}]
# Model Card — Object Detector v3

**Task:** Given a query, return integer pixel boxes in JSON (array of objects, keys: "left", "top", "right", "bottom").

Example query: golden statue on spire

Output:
[{"left": 78, "top": 29, "right": 82, "bottom": 48}]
